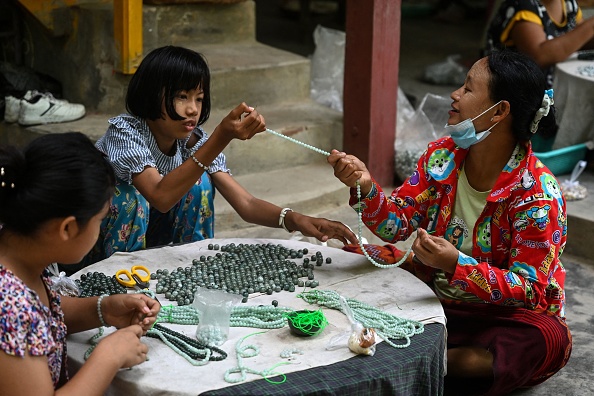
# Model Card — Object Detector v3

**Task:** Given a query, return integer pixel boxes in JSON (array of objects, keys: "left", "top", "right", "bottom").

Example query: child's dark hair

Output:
[
  {"left": 0, "top": 132, "right": 115, "bottom": 236},
  {"left": 126, "top": 45, "right": 212, "bottom": 126},
  {"left": 487, "top": 50, "right": 557, "bottom": 141}
]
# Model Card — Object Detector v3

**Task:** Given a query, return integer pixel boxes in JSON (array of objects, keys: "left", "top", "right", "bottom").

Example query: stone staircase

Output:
[{"left": 15, "top": 0, "right": 348, "bottom": 234}]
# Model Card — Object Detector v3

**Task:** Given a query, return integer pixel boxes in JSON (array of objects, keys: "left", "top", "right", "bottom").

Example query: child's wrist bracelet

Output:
[
  {"left": 190, "top": 151, "right": 210, "bottom": 172},
  {"left": 279, "top": 208, "right": 294, "bottom": 233},
  {"left": 97, "top": 294, "right": 110, "bottom": 327}
]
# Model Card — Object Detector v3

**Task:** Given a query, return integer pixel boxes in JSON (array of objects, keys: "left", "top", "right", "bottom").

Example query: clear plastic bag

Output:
[
  {"left": 326, "top": 296, "right": 377, "bottom": 356},
  {"left": 561, "top": 160, "right": 588, "bottom": 201},
  {"left": 395, "top": 93, "right": 451, "bottom": 181},
  {"left": 310, "top": 25, "right": 345, "bottom": 112},
  {"left": 422, "top": 54, "right": 468, "bottom": 86},
  {"left": 47, "top": 263, "right": 80, "bottom": 297},
  {"left": 192, "top": 287, "right": 241, "bottom": 346}
]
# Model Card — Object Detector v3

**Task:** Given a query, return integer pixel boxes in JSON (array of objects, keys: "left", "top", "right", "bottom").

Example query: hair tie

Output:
[{"left": 530, "top": 89, "right": 554, "bottom": 134}]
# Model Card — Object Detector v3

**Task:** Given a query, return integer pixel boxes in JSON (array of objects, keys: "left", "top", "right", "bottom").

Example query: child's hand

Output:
[
  {"left": 289, "top": 213, "right": 358, "bottom": 245},
  {"left": 95, "top": 324, "right": 149, "bottom": 369},
  {"left": 218, "top": 102, "right": 266, "bottom": 141},
  {"left": 102, "top": 294, "right": 161, "bottom": 333}
]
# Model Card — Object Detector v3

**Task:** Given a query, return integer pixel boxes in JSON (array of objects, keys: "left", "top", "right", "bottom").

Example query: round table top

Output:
[
  {"left": 67, "top": 238, "right": 445, "bottom": 396},
  {"left": 556, "top": 59, "right": 594, "bottom": 82}
]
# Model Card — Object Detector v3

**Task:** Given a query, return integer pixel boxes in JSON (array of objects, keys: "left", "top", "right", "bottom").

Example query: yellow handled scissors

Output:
[{"left": 116, "top": 265, "right": 151, "bottom": 290}]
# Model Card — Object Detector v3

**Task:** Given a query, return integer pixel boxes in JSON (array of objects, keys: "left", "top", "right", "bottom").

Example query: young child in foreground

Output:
[{"left": 0, "top": 132, "right": 160, "bottom": 395}]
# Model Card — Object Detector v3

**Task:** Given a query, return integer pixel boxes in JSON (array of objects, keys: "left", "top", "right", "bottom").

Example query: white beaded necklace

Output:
[{"left": 266, "top": 128, "right": 413, "bottom": 268}]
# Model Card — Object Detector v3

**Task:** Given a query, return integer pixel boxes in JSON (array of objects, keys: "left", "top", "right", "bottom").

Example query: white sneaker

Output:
[
  {"left": 18, "top": 92, "right": 85, "bottom": 126},
  {"left": 3, "top": 91, "right": 38, "bottom": 123},
  {"left": 4, "top": 95, "right": 20, "bottom": 123}
]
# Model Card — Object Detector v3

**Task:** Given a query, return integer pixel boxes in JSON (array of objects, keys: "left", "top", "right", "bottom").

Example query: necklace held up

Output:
[{"left": 266, "top": 128, "right": 413, "bottom": 268}]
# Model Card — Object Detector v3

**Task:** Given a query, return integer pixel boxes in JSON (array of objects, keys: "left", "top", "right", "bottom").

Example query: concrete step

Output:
[
  {"left": 14, "top": 97, "right": 343, "bottom": 176},
  {"left": 89, "top": 40, "right": 312, "bottom": 114},
  {"left": 203, "top": 99, "right": 342, "bottom": 175},
  {"left": 143, "top": 2, "right": 256, "bottom": 47},
  {"left": 195, "top": 42, "right": 311, "bottom": 110},
  {"left": 23, "top": 1, "right": 310, "bottom": 115},
  {"left": 213, "top": 161, "right": 352, "bottom": 235},
  {"left": 14, "top": 0, "right": 337, "bottom": 177},
  {"left": 564, "top": 170, "right": 594, "bottom": 259}
]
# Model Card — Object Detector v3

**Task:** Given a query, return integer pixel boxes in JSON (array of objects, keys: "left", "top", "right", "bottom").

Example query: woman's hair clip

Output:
[{"left": 530, "top": 89, "right": 554, "bottom": 134}]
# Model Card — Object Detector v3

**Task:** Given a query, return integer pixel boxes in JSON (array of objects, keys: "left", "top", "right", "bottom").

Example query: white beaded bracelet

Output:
[
  {"left": 190, "top": 152, "right": 210, "bottom": 172},
  {"left": 279, "top": 207, "right": 294, "bottom": 233},
  {"left": 97, "top": 294, "right": 110, "bottom": 327}
]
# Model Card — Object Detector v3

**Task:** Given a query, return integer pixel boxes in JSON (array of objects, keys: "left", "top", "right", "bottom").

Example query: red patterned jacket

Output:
[{"left": 351, "top": 136, "right": 567, "bottom": 317}]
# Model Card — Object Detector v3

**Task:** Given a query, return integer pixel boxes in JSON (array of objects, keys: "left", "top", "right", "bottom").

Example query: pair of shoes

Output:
[{"left": 4, "top": 91, "right": 86, "bottom": 126}]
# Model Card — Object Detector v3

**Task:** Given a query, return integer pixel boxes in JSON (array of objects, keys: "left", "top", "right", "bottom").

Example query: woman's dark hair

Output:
[
  {"left": 0, "top": 132, "right": 116, "bottom": 236},
  {"left": 487, "top": 50, "right": 557, "bottom": 141},
  {"left": 126, "top": 45, "right": 211, "bottom": 126}
]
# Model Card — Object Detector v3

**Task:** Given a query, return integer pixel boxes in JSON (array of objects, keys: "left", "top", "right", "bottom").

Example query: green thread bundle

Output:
[{"left": 284, "top": 310, "right": 328, "bottom": 337}]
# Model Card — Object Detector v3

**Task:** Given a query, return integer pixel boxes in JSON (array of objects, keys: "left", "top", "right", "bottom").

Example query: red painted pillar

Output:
[{"left": 343, "top": 0, "right": 401, "bottom": 186}]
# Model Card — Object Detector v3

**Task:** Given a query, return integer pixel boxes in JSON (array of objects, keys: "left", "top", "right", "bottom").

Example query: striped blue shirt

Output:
[{"left": 96, "top": 114, "right": 229, "bottom": 184}]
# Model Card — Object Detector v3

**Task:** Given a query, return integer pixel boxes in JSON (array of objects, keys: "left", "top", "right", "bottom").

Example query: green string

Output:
[{"left": 284, "top": 310, "right": 328, "bottom": 336}]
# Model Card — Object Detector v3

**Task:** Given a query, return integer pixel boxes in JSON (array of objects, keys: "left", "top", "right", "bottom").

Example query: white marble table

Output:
[
  {"left": 66, "top": 238, "right": 445, "bottom": 396},
  {"left": 553, "top": 59, "right": 594, "bottom": 149}
]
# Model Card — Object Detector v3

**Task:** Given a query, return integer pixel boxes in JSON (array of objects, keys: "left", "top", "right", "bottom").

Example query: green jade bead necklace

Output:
[
  {"left": 297, "top": 289, "right": 424, "bottom": 349},
  {"left": 266, "top": 127, "right": 413, "bottom": 268},
  {"left": 157, "top": 304, "right": 292, "bottom": 329}
]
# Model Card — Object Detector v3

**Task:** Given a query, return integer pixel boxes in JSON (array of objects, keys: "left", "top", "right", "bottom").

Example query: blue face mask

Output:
[{"left": 444, "top": 101, "right": 501, "bottom": 149}]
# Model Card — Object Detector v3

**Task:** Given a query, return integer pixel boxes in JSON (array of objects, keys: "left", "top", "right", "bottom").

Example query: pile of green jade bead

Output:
[
  {"left": 76, "top": 271, "right": 128, "bottom": 297},
  {"left": 152, "top": 242, "right": 331, "bottom": 306}
]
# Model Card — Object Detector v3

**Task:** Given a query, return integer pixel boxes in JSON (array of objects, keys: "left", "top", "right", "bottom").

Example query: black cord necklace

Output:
[{"left": 146, "top": 323, "right": 228, "bottom": 364}]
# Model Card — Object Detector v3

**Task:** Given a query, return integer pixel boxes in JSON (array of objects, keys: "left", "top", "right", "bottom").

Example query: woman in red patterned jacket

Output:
[{"left": 329, "top": 50, "right": 571, "bottom": 395}]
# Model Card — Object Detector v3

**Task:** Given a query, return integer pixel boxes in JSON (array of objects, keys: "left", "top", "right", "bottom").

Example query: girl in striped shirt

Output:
[{"left": 80, "top": 45, "right": 356, "bottom": 268}]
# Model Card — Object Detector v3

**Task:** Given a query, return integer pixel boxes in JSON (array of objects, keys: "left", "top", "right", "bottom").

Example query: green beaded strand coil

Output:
[{"left": 297, "top": 289, "right": 424, "bottom": 349}]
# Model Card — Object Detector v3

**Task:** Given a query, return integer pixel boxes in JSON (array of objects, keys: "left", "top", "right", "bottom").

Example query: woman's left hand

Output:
[
  {"left": 102, "top": 294, "right": 161, "bottom": 334},
  {"left": 287, "top": 212, "right": 358, "bottom": 245},
  {"left": 412, "top": 228, "right": 459, "bottom": 274}
]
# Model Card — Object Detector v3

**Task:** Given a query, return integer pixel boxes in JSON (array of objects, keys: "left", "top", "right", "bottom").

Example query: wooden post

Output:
[
  {"left": 113, "top": 0, "right": 143, "bottom": 75},
  {"left": 343, "top": 0, "right": 401, "bottom": 186}
]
